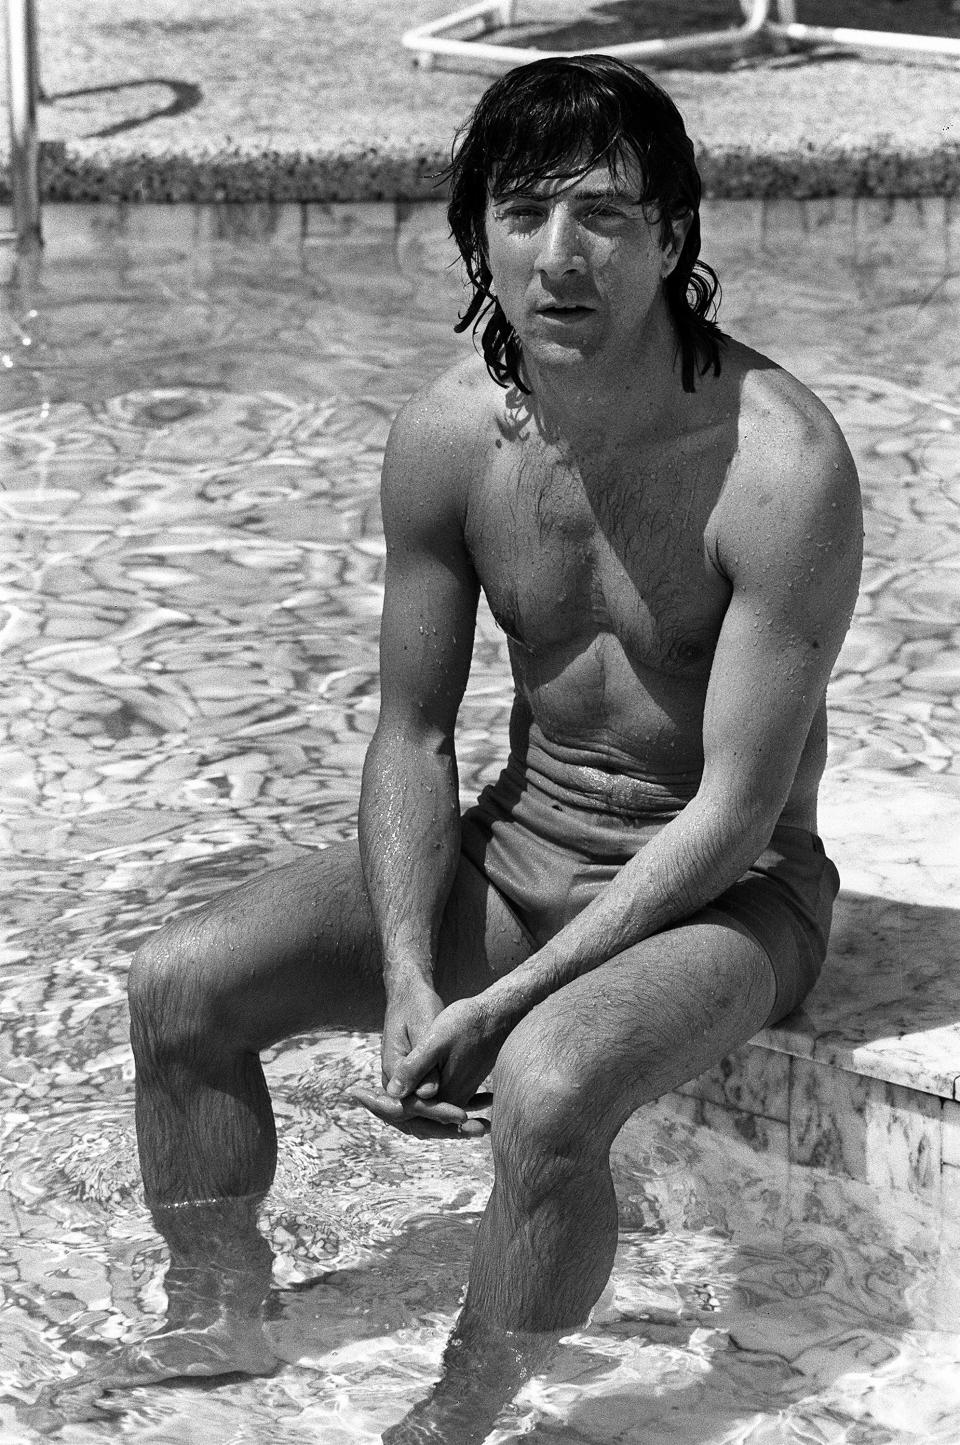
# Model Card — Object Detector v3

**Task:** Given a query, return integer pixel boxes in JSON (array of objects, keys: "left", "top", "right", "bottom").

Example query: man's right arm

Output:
[{"left": 357, "top": 377, "right": 481, "bottom": 1102}]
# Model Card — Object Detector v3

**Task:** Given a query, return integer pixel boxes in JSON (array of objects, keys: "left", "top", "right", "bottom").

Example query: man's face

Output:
[{"left": 484, "top": 158, "right": 688, "bottom": 377}]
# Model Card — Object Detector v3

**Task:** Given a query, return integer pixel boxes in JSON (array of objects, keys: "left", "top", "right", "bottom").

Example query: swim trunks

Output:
[{"left": 460, "top": 753, "right": 839, "bottom": 1028}]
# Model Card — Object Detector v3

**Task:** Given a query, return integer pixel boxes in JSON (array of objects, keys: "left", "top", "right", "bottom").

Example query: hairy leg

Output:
[
  {"left": 117, "top": 843, "right": 384, "bottom": 1384},
  {"left": 129, "top": 842, "right": 385, "bottom": 1210},
  {"left": 385, "top": 911, "right": 776, "bottom": 1442},
  {"left": 130, "top": 841, "right": 530, "bottom": 1205},
  {"left": 470, "top": 911, "right": 776, "bottom": 1332},
  {"left": 116, "top": 842, "right": 529, "bottom": 1390}
]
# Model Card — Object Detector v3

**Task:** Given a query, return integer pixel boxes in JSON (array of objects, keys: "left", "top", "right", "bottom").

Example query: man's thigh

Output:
[
  {"left": 142, "top": 840, "right": 533, "bottom": 1052},
  {"left": 435, "top": 850, "right": 534, "bottom": 1003},
  {"left": 493, "top": 910, "right": 777, "bottom": 1143},
  {"left": 135, "top": 841, "right": 383, "bottom": 1050}
]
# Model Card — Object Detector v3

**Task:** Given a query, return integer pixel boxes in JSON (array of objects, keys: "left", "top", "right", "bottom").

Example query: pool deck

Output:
[{"left": 3, "top": 0, "right": 960, "bottom": 202}]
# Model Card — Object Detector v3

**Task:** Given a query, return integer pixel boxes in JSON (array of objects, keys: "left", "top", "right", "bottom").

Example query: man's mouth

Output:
[{"left": 536, "top": 302, "right": 594, "bottom": 319}]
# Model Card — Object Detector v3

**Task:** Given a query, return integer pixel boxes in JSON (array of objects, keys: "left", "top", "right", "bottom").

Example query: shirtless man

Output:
[{"left": 124, "top": 54, "right": 861, "bottom": 1438}]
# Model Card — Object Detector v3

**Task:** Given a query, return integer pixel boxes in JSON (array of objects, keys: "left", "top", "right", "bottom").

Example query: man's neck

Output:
[{"left": 523, "top": 310, "right": 685, "bottom": 451}]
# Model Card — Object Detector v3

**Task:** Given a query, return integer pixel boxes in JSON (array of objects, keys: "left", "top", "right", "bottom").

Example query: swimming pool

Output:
[{"left": 0, "top": 197, "right": 958, "bottom": 1442}]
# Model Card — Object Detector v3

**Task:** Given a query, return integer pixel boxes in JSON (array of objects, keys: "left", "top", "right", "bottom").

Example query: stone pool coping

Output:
[{"left": 22, "top": 134, "right": 960, "bottom": 205}]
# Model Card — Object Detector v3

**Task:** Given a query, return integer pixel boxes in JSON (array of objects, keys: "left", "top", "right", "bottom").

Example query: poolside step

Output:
[{"left": 653, "top": 776, "right": 960, "bottom": 1207}]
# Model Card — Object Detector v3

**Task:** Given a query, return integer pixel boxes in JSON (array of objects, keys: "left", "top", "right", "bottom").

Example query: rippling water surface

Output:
[{"left": 0, "top": 199, "right": 958, "bottom": 1442}]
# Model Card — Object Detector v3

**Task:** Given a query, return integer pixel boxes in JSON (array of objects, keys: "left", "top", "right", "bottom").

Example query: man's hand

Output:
[
  {"left": 350, "top": 988, "right": 506, "bottom": 1139},
  {"left": 385, "top": 994, "right": 508, "bottom": 1112},
  {"left": 349, "top": 974, "right": 490, "bottom": 1138},
  {"left": 380, "top": 970, "right": 446, "bottom": 1097}
]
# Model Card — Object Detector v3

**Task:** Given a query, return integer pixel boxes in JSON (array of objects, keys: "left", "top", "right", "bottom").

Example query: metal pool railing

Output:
[
  {"left": 2, "top": 0, "right": 41, "bottom": 249},
  {"left": 401, "top": 0, "right": 960, "bottom": 69}
]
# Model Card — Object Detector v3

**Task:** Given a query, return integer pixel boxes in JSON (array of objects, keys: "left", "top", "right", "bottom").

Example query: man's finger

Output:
[
  {"left": 349, "top": 1084, "right": 466, "bottom": 1127},
  {"left": 414, "top": 1067, "right": 440, "bottom": 1099},
  {"left": 348, "top": 1085, "right": 479, "bottom": 1139},
  {"left": 408, "top": 1096, "right": 466, "bottom": 1126},
  {"left": 458, "top": 1117, "right": 489, "bottom": 1137},
  {"left": 386, "top": 1041, "right": 439, "bottom": 1098}
]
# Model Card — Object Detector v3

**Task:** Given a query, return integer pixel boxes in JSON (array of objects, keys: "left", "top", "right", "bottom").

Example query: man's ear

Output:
[{"left": 661, "top": 213, "right": 693, "bottom": 279}]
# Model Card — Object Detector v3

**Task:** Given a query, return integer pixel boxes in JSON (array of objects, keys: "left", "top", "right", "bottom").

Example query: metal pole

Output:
[{"left": 4, "top": 0, "right": 42, "bottom": 248}]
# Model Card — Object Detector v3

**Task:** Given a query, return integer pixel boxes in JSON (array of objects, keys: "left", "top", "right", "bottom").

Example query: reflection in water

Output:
[{"left": 0, "top": 199, "right": 958, "bottom": 1441}]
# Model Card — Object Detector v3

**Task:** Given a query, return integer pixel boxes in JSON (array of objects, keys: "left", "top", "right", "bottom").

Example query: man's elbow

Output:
[
  {"left": 366, "top": 713, "right": 457, "bottom": 765},
  {"left": 695, "top": 781, "right": 790, "bottom": 855}
]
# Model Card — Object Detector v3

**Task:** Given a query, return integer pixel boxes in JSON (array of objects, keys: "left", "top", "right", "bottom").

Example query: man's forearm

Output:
[
  {"left": 481, "top": 794, "right": 777, "bottom": 1029},
  {"left": 358, "top": 725, "right": 461, "bottom": 989}
]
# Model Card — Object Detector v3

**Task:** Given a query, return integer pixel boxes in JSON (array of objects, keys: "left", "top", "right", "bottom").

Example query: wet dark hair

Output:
[{"left": 445, "top": 54, "right": 724, "bottom": 394}]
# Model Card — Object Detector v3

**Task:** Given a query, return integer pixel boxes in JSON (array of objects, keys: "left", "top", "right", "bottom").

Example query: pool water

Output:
[{"left": 0, "top": 197, "right": 958, "bottom": 1443}]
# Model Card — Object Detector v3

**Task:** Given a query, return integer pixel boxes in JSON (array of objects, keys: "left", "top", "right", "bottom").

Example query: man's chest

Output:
[{"left": 465, "top": 442, "right": 731, "bottom": 673}]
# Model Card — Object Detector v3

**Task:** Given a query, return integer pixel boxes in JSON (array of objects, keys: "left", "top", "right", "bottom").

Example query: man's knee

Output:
[
  {"left": 127, "top": 916, "right": 230, "bottom": 1072},
  {"left": 490, "top": 1015, "right": 611, "bottom": 1191}
]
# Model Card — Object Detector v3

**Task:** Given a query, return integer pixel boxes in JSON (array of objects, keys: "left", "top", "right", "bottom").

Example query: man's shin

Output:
[
  {"left": 149, "top": 1195, "right": 274, "bottom": 1327},
  {"left": 385, "top": 1309, "right": 559, "bottom": 1445}
]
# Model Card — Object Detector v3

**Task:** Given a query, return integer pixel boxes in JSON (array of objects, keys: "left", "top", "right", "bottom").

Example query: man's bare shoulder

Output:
[
  {"left": 380, "top": 355, "right": 503, "bottom": 538},
  {"left": 711, "top": 340, "right": 862, "bottom": 594},
  {"left": 718, "top": 340, "right": 860, "bottom": 524},
  {"left": 387, "top": 354, "right": 501, "bottom": 469}
]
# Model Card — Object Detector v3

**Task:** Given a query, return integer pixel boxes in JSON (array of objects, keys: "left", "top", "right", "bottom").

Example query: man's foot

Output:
[
  {"left": 380, "top": 1386, "right": 505, "bottom": 1445},
  {"left": 20, "top": 1319, "right": 279, "bottom": 1432},
  {"left": 97, "top": 1318, "right": 280, "bottom": 1388},
  {"left": 382, "top": 1415, "right": 448, "bottom": 1444},
  {"left": 381, "top": 1319, "right": 556, "bottom": 1445}
]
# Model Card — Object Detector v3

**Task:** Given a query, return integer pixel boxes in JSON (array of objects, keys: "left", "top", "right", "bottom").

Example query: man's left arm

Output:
[{"left": 386, "top": 416, "right": 862, "bottom": 1106}]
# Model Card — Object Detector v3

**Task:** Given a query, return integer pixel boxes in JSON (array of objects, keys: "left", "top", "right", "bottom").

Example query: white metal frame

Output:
[
  {"left": 766, "top": 0, "right": 960, "bottom": 59},
  {"left": 402, "top": 0, "right": 960, "bottom": 69}
]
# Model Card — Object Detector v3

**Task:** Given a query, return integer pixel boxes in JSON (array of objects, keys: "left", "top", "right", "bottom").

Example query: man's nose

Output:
[{"left": 535, "top": 208, "right": 586, "bottom": 280}]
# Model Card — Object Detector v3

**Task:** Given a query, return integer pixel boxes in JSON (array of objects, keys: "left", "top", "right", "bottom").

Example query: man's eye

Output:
[{"left": 494, "top": 206, "right": 542, "bottom": 229}]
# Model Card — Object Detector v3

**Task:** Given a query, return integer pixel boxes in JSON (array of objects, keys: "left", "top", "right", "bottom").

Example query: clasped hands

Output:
[{"left": 349, "top": 976, "right": 506, "bottom": 1139}]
